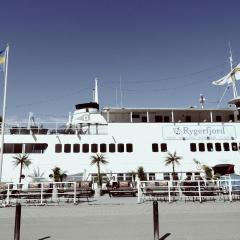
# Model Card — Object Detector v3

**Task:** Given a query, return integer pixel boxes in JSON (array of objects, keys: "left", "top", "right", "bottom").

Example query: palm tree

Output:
[
  {"left": 137, "top": 166, "right": 146, "bottom": 181},
  {"left": 90, "top": 154, "right": 108, "bottom": 188},
  {"left": 28, "top": 167, "right": 45, "bottom": 182},
  {"left": 164, "top": 151, "right": 182, "bottom": 178},
  {"left": 12, "top": 154, "right": 32, "bottom": 183},
  {"left": 49, "top": 166, "right": 67, "bottom": 182}
]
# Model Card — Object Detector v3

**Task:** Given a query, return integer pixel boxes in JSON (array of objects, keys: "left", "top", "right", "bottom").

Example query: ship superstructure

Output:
[{"left": 1, "top": 73, "right": 240, "bottom": 183}]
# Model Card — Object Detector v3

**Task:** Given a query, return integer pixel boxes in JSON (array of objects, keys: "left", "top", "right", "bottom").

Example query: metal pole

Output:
[
  {"left": 0, "top": 44, "right": 9, "bottom": 182},
  {"left": 14, "top": 203, "right": 21, "bottom": 240},
  {"left": 153, "top": 200, "right": 159, "bottom": 240}
]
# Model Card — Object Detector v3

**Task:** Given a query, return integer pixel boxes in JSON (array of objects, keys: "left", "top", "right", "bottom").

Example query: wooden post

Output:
[
  {"left": 153, "top": 200, "right": 159, "bottom": 240},
  {"left": 14, "top": 203, "right": 21, "bottom": 240}
]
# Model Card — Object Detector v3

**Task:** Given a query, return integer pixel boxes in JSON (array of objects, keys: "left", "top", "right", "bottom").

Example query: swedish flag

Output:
[{"left": 0, "top": 49, "right": 6, "bottom": 71}]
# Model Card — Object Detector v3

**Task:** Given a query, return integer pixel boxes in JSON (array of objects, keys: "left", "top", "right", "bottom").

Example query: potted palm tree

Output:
[
  {"left": 90, "top": 153, "right": 108, "bottom": 196},
  {"left": 164, "top": 151, "right": 182, "bottom": 180},
  {"left": 12, "top": 154, "right": 32, "bottom": 183}
]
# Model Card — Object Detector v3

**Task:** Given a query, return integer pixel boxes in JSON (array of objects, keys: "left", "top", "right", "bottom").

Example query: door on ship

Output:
[{"left": 212, "top": 164, "right": 235, "bottom": 176}]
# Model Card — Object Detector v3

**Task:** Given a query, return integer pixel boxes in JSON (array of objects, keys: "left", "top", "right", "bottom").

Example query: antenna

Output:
[
  {"left": 115, "top": 87, "right": 118, "bottom": 107},
  {"left": 94, "top": 78, "right": 99, "bottom": 104},
  {"left": 229, "top": 41, "right": 233, "bottom": 70},
  {"left": 199, "top": 94, "right": 205, "bottom": 109},
  {"left": 228, "top": 41, "right": 238, "bottom": 98},
  {"left": 120, "top": 75, "right": 123, "bottom": 107}
]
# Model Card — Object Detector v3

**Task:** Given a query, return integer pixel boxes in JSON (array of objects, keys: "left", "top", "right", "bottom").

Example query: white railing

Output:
[
  {"left": 137, "top": 179, "right": 240, "bottom": 203},
  {"left": 1, "top": 122, "right": 108, "bottom": 135},
  {"left": 0, "top": 182, "right": 94, "bottom": 206}
]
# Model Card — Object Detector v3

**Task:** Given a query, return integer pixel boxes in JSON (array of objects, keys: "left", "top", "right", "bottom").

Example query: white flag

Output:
[{"left": 212, "top": 63, "right": 240, "bottom": 85}]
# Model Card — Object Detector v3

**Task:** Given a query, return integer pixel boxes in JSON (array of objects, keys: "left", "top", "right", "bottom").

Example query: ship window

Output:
[
  {"left": 91, "top": 144, "right": 98, "bottom": 153},
  {"left": 164, "top": 116, "right": 170, "bottom": 122},
  {"left": 229, "top": 114, "right": 234, "bottom": 122},
  {"left": 82, "top": 144, "right": 89, "bottom": 153},
  {"left": 155, "top": 115, "right": 163, "bottom": 122},
  {"left": 207, "top": 143, "right": 213, "bottom": 152},
  {"left": 4, "top": 144, "right": 23, "bottom": 153},
  {"left": 118, "top": 143, "right": 124, "bottom": 153},
  {"left": 190, "top": 143, "right": 196, "bottom": 152},
  {"left": 55, "top": 144, "right": 62, "bottom": 153},
  {"left": 160, "top": 143, "right": 167, "bottom": 152},
  {"left": 64, "top": 144, "right": 71, "bottom": 153},
  {"left": 223, "top": 142, "right": 230, "bottom": 151},
  {"left": 232, "top": 142, "right": 238, "bottom": 151},
  {"left": 117, "top": 173, "right": 124, "bottom": 181},
  {"left": 125, "top": 173, "right": 132, "bottom": 181},
  {"left": 132, "top": 114, "right": 140, "bottom": 118},
  {"left": 73, "top": 144, "right": 80, "bottom": 153},
  {"left": 126, "top": 143, "right": 133, "bottom": 152},
  {"left": 215, "top": 143, "right": 221, "bottom": 151},
  {"left": 152, "top": 143, "right": 159, "bottom": 152},
  {"left": 185, "top": 116, "right": 191, "bottom": 122},
  {"left": 25, "top": 143, "right": 48, "bottom": 153},
  {"left": 142, "top": 116, "right": 147, "bottom": 122},
  {"left": 109, "top": 143, "right": 115, "bottom": 153},
  {"left": 198, "top": 143, "right": 205, "bottom": 152},
  {"left": 216, "top": 116, "right": 222, "bottom": 122},
  {"left": 14, "top": 144, "right": 23, "bottom": 153},
  {"left": 100, "top": 143, "right": 107, "bottom": 153},
  {"left": 149, "top": 173, "right": 155, "bottom": 180}
]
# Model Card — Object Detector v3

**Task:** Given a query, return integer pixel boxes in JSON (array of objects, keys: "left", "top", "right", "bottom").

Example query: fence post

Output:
[
  {"left": 137, "top": 181, "right": 142, "bottom": 203},
  {"left": 168, "top": 181, "right": 171, "bottom": 203},
  {"left": 198, "top": 180, "right": 202, "bottom": 203},
  {"left": 229, "top": 179, "right": 232, "bottom": 202},
  {"left": 14, "top": 203, "right": 21, "bottom": 240},
  {"left": 153, "top": 200, "right": 159, "bottom": 240},
  {"left": 40, "top": 183, "right": 43, "bottom": 205},
  {"left": 6, "top": 183, "right": 10, "bottom": 206},
  {"left": 73, "top": 182, "right": 76, "bottom": 204}
]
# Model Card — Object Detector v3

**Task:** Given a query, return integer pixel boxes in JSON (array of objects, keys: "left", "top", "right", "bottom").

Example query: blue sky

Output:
[{"left": 1, "top": 0, "right": 240, "bottom": 122}]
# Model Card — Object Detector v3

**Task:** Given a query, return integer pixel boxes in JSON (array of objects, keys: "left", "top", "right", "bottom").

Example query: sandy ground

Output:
[{"left": 0, "top": 196, "right": 240, "bottom": 240}]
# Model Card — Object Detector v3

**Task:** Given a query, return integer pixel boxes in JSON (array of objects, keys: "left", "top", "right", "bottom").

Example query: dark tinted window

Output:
[
  {"left": 164, "top": 116, "right": 170, "bottom": 122},
  {"left": 64, "top": 144, "right": 71, "bottom": 153},
  {"left": 82, "top": 144, "right": 89, "bottom": 153},
  {"left": 223, "top": 142, "right": 230, "bottom": 151},
  {"left": 185, "top": 116, "right": 191, "bottom": 122},
  {"left": 229, "top": 114, "right": 234, "bottom": 122},
  {"left": 142, "top": 116, "right": 147, "bottom": 122},
  {"left": 100, "top": 144, "right": 107, "bottom": 153},
  {"left": 190, "top": 143, "right": 196, "bottom": 152},
  {"left": 152, "top": 143, "right": 158, "bottom": 152},
  {"left": 199, "top": 143, "right": 205, "bottom": 152},
  {"left": 216, "top": 116, "right": 222, "bottom": 122},
  {"left": 73, "top": 144, "right": 80, "bottom": 153},
  {"left": 91, "top": 144, "right": 98, "bottom": 153},
  {"left": 118, "top": 143, "right": 124, "bottom": 153},
  {"left": 155, "top": 116, "right": 162, "bottom": 122},
  {"left": 232, "top": 142, "right": 238, "bottom": 151},
  {"left": 132, "top": 114, "right": 139, "bottom": 118},
  {"left": 14, "top": 144, "right": 23, "bottom": 153},
  {"left": 160, "top": 143, "right": 167, "bottom": 152},
  {"left": 207, "top": 143, "right": 213, "bottom": 152},
  {"left": 215, "top": 143, "right": 221, "bottom": 151},
  {"left": 109, "top": 143, "right": 115, "bottom": 153},
  {"left": 55, "top": 144, "right": 62, "bottom": 153},
  {"left": 126, "top": 143, "right": 133, "bottom": 152}
]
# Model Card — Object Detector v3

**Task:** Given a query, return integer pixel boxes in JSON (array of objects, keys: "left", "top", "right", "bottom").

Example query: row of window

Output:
[
  {"left": 55, "top": 143, "right": 133, "bottom": 153},
  {"left": 190, "top": 142, "right": 239, "bottom": 152},
  {"left": 3, "top": 143, "right": 48, "bottom": 154},
  {"left": 152, "top": 143, "right": 168, "bottom": 152}
]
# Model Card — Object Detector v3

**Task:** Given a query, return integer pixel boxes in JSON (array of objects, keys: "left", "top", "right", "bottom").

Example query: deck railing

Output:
[{"left": 1, "top": 122, "right": 108, "bottom": 135}]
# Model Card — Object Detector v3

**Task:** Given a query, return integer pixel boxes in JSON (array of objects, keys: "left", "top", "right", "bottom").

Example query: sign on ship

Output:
[{"left": 162, "top": 125, "right": 236, "bottom": 140}]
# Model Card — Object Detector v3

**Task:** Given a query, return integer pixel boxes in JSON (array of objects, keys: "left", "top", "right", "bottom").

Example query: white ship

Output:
[{"left": 1, "top": 65, "right": 240, "bottom": 183}]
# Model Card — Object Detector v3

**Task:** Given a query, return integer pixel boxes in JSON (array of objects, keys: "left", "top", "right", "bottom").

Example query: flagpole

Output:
[{"left": 0, "top": 44, "right": 9, "bottom": 182}]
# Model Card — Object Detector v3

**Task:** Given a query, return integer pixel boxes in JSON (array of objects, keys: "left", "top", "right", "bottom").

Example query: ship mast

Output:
[{"left": 229, "top": 41, "right": 238, "bottom": 98}]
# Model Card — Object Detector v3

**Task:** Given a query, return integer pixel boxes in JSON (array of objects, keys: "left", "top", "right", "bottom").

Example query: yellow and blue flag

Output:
[{"left": 0, "top": 49, "right": 6, "bottom": 72}]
